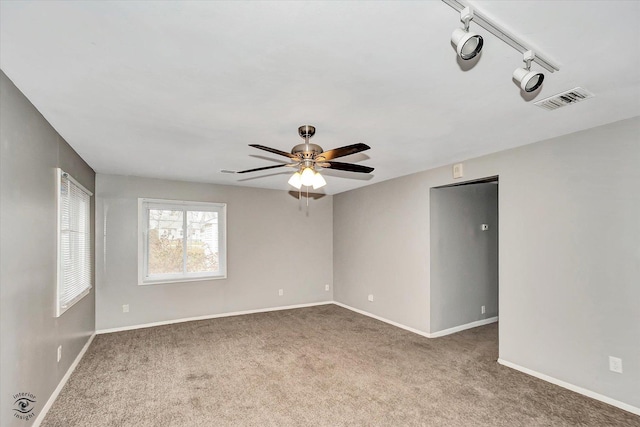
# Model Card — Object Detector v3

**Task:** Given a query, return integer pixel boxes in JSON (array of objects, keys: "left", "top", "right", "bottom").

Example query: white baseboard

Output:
[
  {"left": 333, "top": 302, "right": 433, "bottom": 338},
  {"left": 96, "top": 301, "right": 334, "bottom": 334},
  {"left": 33, "top": 333, "right": 96, "bottom": 427},
  {"left": 498, "top": 358, "right": 640, "bottom": 416},
  {"left": 333, "top": 302, "right": 498, "bottom": 339},
  {"left": 429, "top": 316, "right": 499, "bottom": 338}
]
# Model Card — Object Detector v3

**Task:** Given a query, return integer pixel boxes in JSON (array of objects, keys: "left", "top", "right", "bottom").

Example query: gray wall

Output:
[
  {"left": 0, "top": 71, "right": 95, "bottom": 426},
  {"left": 333, "top": 117, "right": 640, "bottom": 408},
  {"left": 333, "top": 172, "right": 432, "bottom": 332},
  {"left": 430, "top": 183, "right": 498, "bottom": 332},
  {"left": 96, "top": 174, "right": 333, "bottom": 330}
]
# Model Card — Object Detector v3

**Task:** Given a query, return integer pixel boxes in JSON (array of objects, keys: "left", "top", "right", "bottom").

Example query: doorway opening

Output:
[{"left": 429, "top": 176, "right": 499, "bottom": 343}]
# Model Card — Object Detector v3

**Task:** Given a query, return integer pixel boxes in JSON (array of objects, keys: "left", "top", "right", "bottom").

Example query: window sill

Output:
[
  {"left": 56, "top": 287, "right": 92, "bottom": 317},
  {"left": 139, "top": 274, "right": 227, "bottom": 286}
]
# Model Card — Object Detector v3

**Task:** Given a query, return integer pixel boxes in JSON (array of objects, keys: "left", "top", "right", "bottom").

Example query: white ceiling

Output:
[{"left": 1, "top": 1, "right": 639, "bottom": 194}]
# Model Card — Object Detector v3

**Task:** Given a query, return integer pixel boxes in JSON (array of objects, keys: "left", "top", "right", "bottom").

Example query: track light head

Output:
[
  {"left": 513, "top": 50, "right": 544, "bottom": 92},
  {"left": 452, "top": 29, "right": 483, "bottom": 60},
  {"left": 513, "top": 68, "right": 544, "bottom": 92},
  {"left": 451, "top": 6, "right": 483, "bottom": 60}
]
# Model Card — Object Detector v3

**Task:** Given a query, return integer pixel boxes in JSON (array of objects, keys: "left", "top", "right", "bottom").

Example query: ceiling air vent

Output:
[{"left": 534, "top": 87, "right": 594, "bottom": 111}]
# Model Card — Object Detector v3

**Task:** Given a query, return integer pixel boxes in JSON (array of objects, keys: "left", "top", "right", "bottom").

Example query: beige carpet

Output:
[{"left": 43, "top": 304, "right": 638, "bottom": 426}]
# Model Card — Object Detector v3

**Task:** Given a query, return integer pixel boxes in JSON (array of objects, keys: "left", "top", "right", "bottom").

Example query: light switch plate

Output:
[{"left": 453, "top": 163, "right": 464, "bottom": 179}]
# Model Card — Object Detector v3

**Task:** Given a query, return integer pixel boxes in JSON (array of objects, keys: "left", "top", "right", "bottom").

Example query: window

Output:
[
  {"left": 139, "top": 198, "right": 227, "bottom": 284},
  {"left": 56, "top": 169, "right": 92, "bottom": 317}
]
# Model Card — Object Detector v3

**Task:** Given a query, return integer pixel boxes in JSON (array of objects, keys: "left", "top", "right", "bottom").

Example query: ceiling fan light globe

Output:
[
  {"left": 288, "top": 172, "right": 302, "bottom": 189},
  {"left": 301, "top": 167, "right": 315, "bottom": 187},
  {"left": 312, "top": 172, "right": 326, "bottom": 189}
]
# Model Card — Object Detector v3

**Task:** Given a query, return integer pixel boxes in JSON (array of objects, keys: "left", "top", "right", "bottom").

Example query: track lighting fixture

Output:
[
  {"left": 513, "top": 50, "right": 544, "bottom": 93},
  {"left": 451, "top": 6, "right": 483, "bottom": 60},
  {"left": 443, "top": 0, "right": 559, "bottom": 94}
]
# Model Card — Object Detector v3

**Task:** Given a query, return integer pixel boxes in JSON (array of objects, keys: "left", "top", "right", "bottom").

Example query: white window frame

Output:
[
  {"left": 138, "top": 198, "right": 227, "bottom": 285},
  {"left": 56, "top": 168, "right": 93, "bottom": 317}
]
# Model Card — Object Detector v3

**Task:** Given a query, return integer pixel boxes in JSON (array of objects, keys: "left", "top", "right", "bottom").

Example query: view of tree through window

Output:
[{"left": 147, "top": 209, "right": 219, "bottom": 276}]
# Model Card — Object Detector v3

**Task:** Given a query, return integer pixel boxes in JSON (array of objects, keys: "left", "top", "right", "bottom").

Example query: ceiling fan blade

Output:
[
  {"left": 249, "top": 144, "right": 298, "bottom": 159},
  {"left": 236, "top": 164, "right": 293, "bottom": 174},
  {"left": 316, "top": 143, "right": 370, "bottom": 161},
  {"left": 324, "top": 161, "right": 374, "bottom": 174}
]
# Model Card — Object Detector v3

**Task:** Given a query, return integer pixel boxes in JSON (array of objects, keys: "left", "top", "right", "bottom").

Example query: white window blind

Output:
[{"left": 57, "top": 169, "right": 92, "bottom": 317}]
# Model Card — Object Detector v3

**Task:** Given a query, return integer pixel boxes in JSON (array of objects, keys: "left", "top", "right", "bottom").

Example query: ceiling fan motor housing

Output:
[{"left": 292, "top": 143, "right": 323, "bottom": 158}]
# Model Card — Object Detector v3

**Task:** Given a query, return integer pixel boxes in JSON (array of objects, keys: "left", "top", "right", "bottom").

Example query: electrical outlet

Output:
[
  {"left": 325, "top": 284, "right": 330, "bottom": 291},
  {"left": 278, "top": 289, "right": 284, "bottom": 296},
  {"left": 609, "top": 356, "right": 623, "bottom": 374},
  {"left": 57, "top": 345, "right": 62, "bottom": 363},
  {"left": 368, "top": 294, "right": 374, "bottom": 302},
  {"left": 122, "top": 304, "right": 129, "bottom": 313},
  {"left": 481, "top": 305, "right": 486, "bottom": 314}
]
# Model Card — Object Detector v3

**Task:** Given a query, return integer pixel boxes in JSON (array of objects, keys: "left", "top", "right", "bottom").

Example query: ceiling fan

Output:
[{"left": 236, "top": 125, "right": 374, "bottom": 190}]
